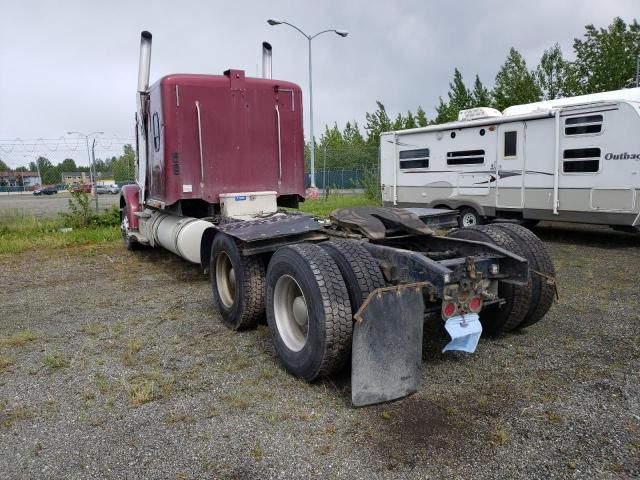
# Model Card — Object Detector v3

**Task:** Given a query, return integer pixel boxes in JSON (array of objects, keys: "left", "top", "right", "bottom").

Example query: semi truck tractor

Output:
[{"left": 120, "top": 31, "right": 556, "bottom": 406}]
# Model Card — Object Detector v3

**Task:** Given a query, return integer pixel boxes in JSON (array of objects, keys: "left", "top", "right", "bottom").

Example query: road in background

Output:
[{"left": 0, "top": 192, "right": 120, "bottom": 217}]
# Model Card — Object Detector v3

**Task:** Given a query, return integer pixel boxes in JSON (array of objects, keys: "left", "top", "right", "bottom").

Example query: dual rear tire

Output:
[
  {"left": 447, "top": 223, "right": 555, "bottom": 333},
  {"left": 210, "top": 237, "right": 385, "bottom": 381}
]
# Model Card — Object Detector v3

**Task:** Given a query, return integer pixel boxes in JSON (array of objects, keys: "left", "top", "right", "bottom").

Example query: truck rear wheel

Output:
[
  {"left": 446, "top": 226, "right": 531, "bottom": 333},
  {"left": 319, "top": 240, "right": 386, "bottom": 314},
  {"left": 491, "top": 223, "right": 555, "bottom": 329},
  {"left": 210, "top": 233, "right": 265, "bottom": 330},
  {"left": 266, "top": 243, "right": 352, "bottom": 381}
]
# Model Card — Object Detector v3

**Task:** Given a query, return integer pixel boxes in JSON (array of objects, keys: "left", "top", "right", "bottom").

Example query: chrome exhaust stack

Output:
[
  {"left": 137, "top": 31, "right": 152, "bottom": 93},
  {"left": 262, "top": 41, "right": 272, "bottom": 79},
  {"left": 136, "top": 30, "right": 152, "bottom": 205}
]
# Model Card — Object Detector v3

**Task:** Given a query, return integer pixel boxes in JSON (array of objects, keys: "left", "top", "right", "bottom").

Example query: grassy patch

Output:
[
  {"left": 0, "top": 355, "right": 15, "bottom": 372},
  {"left": 125, "top": 371, "right": 174, "bottom": 406},
  {"left": 43, "top": 350, "right": 69, "bottom": 369},
  {"left": 0, "top": 330, "right": 37, "bottom": 347},
  {"left": 0, "top": 211, "right": 120, "bottom": 255},
  {"left": 296, "top": 194, "right": 376, "bottom": 218}
]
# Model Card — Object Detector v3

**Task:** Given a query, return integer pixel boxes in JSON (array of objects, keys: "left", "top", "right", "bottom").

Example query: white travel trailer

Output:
[{"left": 380, "top": 88, "right": 640, "bottom": 231}]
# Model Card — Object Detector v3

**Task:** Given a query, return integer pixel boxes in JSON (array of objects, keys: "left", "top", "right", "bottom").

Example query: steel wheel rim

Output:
[
  {"left": 462, "top": 212, "right": 477, "bottom": 227},
  {"left": 273, "top": 274, "right": 308, "bottom": 352},
  {"left": 216, "top": 252, "right": 236, "bottom": 308},
  {"left": 121, "top": 214, "right": 129, "bottom": 239}
]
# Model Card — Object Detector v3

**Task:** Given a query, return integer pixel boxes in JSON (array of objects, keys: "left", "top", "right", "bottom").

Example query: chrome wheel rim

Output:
[
  {"left": 273, "top": 275, "right": 308, "bottom": 352},
  {"left": 215, "top": 252, "right": 236, "bottom": 308}
]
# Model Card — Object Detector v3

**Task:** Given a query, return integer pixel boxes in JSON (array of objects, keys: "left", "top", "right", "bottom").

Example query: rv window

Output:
[
  {"left": 447, "top": 150, "right": 484, "bottom": 165},
  {"left": 564, "top": 114, "right": 603, "bottom": 136},
  {"left": 504, "top": 131, "right": 517, "bottom": 157},
  {"left": 152, "top": 112, "right": 161, "bottom": 152},
  {"left": 562, "top": 147, "right": 600, "bottom": 173},
  {"left": 399, "top": 148, "right": 429, "bottom": 170}
]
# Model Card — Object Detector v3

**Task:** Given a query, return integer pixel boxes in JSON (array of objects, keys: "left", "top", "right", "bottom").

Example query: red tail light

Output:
[
  {"left": 442, "top": 301, "right": 457, "bottom": 318},
  {"left": 469, "top": 296, "right": 482, "bottom": 313}
]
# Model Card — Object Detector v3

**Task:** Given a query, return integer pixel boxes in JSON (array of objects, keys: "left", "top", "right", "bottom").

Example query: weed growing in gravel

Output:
[
  {"left": 1, "top": 404, "right": 32, "bottom": 429},
  {"left": 0, "top": 330, "right": 36, "bottom": 347},
  {"left": 250, "top": 447, "right": 263, "bottom": 460},
  {"left": 122, "top": 337, "right": 144, "bottom": 366},
  {"left": 94, "top": 371, "right": 111, "bottom": 394},
  {"left": 126, "top": 371, "right": 174, "bottom": 405},
  {"left": 43, "top": 351, "right": 69, "bottom": 369},
  {"left": 126, "top": 379, "right": 155, "bottom": 405},
  {"left": 0, "top": 355, "right": 15, "bottom": 372},
  {"left": 492, "top": 426, "right": 509, "bottom": 445},
  {"left": 81, "top": 323, "right": 105, "bottom": 336},
  {"left": 221, "top": 392, "right": 252, "bottom": 410}
]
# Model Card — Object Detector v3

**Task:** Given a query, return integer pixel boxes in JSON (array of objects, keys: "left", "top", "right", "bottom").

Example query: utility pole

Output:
[{"left": 91, "top": 139, "right": 98, "bottom": 213}]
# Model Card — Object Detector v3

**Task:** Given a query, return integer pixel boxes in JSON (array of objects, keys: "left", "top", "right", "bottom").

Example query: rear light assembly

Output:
[
  {"left": 442, "top": 301, "right": 457, "bottom": 319},
  {"left": 468, "top": 296, "right": 482, "bottom": 313}
]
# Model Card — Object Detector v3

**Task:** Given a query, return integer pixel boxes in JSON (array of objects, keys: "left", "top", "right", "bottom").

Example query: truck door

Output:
[{"left": 495, "top": 122, "right": 525, "bottom": 209}]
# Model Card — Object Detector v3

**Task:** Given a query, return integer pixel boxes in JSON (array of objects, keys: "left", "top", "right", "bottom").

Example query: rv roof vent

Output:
[{"left": 458, "top": 107, "right": 502, "bottom": 122}]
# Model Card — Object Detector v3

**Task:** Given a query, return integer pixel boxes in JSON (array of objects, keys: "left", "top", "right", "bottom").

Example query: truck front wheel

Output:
[
  {"left": 266, "top": 243, "right": 352, "bottom": 381},
  {"left": 210, "top": 233, "right": 265, "bottom": 330}
]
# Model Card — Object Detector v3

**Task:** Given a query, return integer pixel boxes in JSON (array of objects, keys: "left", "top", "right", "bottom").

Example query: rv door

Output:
[{"left": 496, "top": 122, "right": 525, "bottom": 209}]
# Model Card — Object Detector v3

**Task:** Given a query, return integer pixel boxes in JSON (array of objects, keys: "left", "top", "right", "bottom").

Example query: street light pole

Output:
[{"left": 267, "top": 19, "right": 348, "bottom": 192}]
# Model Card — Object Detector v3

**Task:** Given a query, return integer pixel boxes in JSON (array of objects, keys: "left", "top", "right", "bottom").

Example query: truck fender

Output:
[
  {"left": 200, "top": 226, "right": 219, "bottom": 273},
  {"left": 120, "top": 184, "right": 141, "bottom": 230}
]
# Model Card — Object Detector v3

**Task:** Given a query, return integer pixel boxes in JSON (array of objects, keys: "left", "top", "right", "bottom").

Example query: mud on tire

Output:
[{"left": 266, "top": 243, "right": 352, "bottom": 381}]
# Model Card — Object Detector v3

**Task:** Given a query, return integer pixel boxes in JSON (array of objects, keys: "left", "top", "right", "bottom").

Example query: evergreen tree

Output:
[
  {"left": 392, "top": 113, "right": 405, "bottom": 131},
  {"left": 471, "top": 75, "right": 492, "bottom": 107},
  {"left": 416, "top": 106, "right": 429, "bottom": 127},
  {"left": 404, "top": 110, "right": 417, "bottom": 129},
  {"left": 364, "top": 101, "right": 392, "bottom": 146},
  {"left": 0, "top": 159, "right": 9, "bottom": 172},
  {"left": 573, "top": 17, "right": 640, "bottom": 93},
  {"left": 493, "top": 47, "right": 542, "bottom": 110},
  {"left": 434, "top": 68, "right": 474, "bottom": 123}
]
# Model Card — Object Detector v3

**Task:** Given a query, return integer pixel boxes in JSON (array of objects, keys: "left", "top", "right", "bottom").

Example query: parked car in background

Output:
[
  {"left": 33, "top": 186, "right": 58, "bottom": 195},
  {"left": 108, "top": 185, "right": 120, "bottom": 194}
]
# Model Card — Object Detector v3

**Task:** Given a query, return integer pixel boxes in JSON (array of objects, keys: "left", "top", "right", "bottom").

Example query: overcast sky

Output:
[{"left": 0, "top": 0, "right": 637, "bottom": 166}]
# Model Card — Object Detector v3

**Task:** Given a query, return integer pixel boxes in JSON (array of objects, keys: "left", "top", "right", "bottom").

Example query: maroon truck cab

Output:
[{"left": 143, "top": 69, "right": 305, "bottom": 216}]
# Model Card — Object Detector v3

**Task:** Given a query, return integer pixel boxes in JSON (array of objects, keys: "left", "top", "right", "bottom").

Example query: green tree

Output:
[
  {"left": 364, "top": 101, "right": 392, "bottom": 146},
  {"left": 37, "top": 157, "right": 58, "bottom": 184},
  {"left": 493, "top": 47, "right": 542, "bottom": 111},
  {"left": 15, "top": 166, "right": 28, "bottom": 173},
  {"left": 404, "top": 110, "right": 417, "bottom": 129},
  {"left": 112, "top": 145, "right": 136, "bottom": 183},
  {"left": 572, "top": 17, "right": 640, "bottom": 93},
  {"left": 416, "top": 106, "right": 429, "bottom": 127},
  {"left": 471, "top": 75, "right": 492, "bottom": 107},
  {"left": 58, "top": 158, "right": 77, "bottom": 173},
  {"left": 535, "top": 44, "right": 579, "bottom": 99},
  {"left": 435, "top": 68, "right": 474, "bottom": 123},
  {"left": 342, "top": 121, "right": 365, "bottom": 146},
  {"left": 0, "top": 158, "right": 9, "bottom": 171}
]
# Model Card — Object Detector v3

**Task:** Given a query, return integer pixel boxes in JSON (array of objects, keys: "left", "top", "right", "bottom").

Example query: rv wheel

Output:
[
  {"left": 210, "top": 233, "right": 266, "bottom": 330},
  {"left": 446, "top": 226, "right": 531, "bottom": 333},
  {"left": 266, "top": 243, "right": 352, "bottom": 381},
  {"left": 458, "top": 207, "right": 483, "bottom": 227}
]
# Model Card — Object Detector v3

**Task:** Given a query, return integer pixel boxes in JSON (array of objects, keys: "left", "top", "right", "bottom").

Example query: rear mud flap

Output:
[{"left": 351, "top": 285, "right": 425, "bottom": 407}]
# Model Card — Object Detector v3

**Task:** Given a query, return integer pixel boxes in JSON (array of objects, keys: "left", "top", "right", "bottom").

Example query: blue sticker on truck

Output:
[{"left": 234, "top": 195, "right": 247, "bottom": 201}]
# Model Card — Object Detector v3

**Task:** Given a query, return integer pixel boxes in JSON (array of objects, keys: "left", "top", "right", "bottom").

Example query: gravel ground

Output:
[
  {"left": 0, "top": 223, "right": 638, "bottom": 479},
  {"left": 0, "top": 193, "right": 119, "bottom": 217}
]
